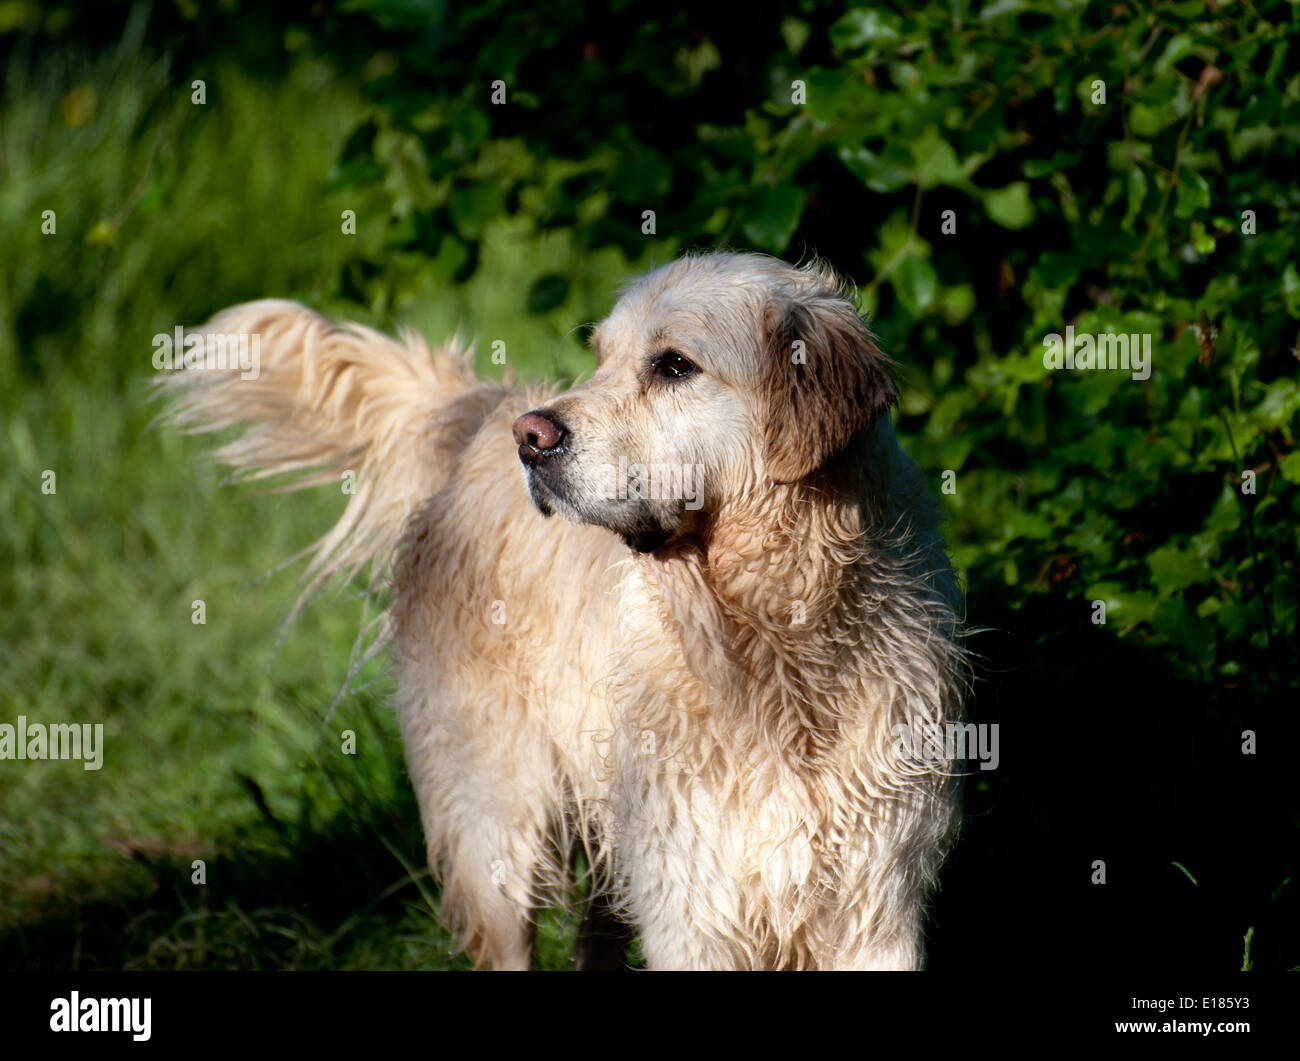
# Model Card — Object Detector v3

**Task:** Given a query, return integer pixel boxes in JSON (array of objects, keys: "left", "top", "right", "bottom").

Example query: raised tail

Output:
[{"left": 155, "top": 299, "right": 506, "bottom": 621}]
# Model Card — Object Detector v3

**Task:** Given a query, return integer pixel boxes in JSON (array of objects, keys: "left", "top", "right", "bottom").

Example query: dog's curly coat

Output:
[{"left": 160, "top": 252, "right": 965, "bottom": 970}]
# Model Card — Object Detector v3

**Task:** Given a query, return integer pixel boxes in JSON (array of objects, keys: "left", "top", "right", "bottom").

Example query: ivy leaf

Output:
[{"left": 1148, "top": 542, "right": 1211, "bottom": 595}]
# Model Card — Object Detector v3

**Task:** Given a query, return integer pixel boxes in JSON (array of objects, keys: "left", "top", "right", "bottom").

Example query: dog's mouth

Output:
[
  {"left": 621, "top": 526, "right": 673, "bottom": 554},
  {"left": 522, "top": 464, "right": 684, "bottom": 555},
  {"left": 523, "top": 468, "right": 557, "bottom": 518}
]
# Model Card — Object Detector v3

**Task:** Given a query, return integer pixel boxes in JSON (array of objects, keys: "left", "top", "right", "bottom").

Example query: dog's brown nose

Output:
[{"left": 513, "top": 410, "right": 567, "bottom": 464}]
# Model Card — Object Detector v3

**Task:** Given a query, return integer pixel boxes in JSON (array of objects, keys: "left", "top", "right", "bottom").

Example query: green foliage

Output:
[{"left": 331, "top": 0, "right": 1300, "bottom": 704}]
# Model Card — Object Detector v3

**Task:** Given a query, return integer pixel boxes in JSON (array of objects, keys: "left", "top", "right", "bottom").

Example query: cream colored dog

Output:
[{"left": 161, "top": 252, "right": 965, "bottom": 970}]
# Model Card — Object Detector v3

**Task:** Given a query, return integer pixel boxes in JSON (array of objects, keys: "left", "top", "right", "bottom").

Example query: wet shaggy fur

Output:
[{"left": 159, "top": 252, "right": 966, "bottom": 970}]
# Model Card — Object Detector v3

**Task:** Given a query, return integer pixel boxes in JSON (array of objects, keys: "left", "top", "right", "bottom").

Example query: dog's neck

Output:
[
  {"left": 644, "top": 429, "right": 900, "bottom": 758},
  {"left": 678, "top": 424, "right": 895, "bottom": 621}
]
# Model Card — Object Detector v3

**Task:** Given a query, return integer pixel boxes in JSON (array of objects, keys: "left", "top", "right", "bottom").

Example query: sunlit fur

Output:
[{"left": 159, "top": 252, "right": 966, "bottom": 970}]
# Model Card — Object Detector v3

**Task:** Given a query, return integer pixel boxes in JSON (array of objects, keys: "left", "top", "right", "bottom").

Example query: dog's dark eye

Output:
[{"left": 652, "top": 350, "right": 698, "bottom": 380}]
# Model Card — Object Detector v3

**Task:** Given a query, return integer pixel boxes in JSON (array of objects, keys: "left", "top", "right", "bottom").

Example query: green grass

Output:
[{"left": 0, "top": 36, "right": 646, "bottom": 970}]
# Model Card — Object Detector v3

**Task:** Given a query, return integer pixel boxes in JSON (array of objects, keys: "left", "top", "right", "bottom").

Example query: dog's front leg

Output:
[{"left": 614, "top": 807, "right": 754, "bottom": 970}]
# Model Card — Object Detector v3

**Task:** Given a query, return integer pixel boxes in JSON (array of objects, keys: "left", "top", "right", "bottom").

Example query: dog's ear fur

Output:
[{"left": 760, "top": 289, "right": 898, "bottom": 484}]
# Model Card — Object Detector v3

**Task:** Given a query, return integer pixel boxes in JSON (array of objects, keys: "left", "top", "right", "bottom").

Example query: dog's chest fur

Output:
[{"left": 590, "top": 477, "right": 960, "bottom": 968}]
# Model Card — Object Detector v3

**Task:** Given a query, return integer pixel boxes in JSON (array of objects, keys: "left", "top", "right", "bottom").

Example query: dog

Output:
[{"left": 160, "top": 252, "right": 966, "bottom": 970}]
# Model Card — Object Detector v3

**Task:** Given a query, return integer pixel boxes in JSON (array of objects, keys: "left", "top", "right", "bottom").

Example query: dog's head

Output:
[{"left": 513, "top": 253, "right": 898, "bottom": 553}]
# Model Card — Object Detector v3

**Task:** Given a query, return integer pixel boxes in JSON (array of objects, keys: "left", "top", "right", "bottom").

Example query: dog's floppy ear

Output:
[{"left": 760, "top": 292, "right": 898, "bottom": 483}]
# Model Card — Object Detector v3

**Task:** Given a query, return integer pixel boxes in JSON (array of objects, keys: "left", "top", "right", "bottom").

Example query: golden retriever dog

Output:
[{"left": 160, "top": 252, "right": 965, "bottom": 970}]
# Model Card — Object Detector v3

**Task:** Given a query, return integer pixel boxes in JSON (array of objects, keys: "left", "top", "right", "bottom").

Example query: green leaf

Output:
[
  {"left": 1279, "top": 452, "right": 1300, "bottom": 484},
  {"left": 1086, "top": 582, "right": 1159, "bottom": 626},
  {"left": 1154, "top": 34, "right": 1195, "bottom": 77},
  {"left": 1148, "top": 542, "right": 1210, "bottom": 594},
  {"left": 741, "top": 184, "right": 805, "bottom": 252},
  {"left": 1174, "top": 171, "right": 1210, "bottom": 219},
  {"left": 984, "top": 182, "right": 1035, "bottom": 229},
  {"left": 780, "top": 16, "right": 810, "bottom": 55},
  {"left": 1253, "top": 378, "right": 1300, "bottom": 428},
  {"left": 910, "top": 127, "right": 966, "bottom": 189},
  {"left": 1190, "top": 221, "right": 1216, "bottom": 255},
  {"left": 426, "top": 234, "right": 470, "bottom": 283},
  {"left": 980, "top": 0, "right": 1028, "bottom": 20},
  {"left": 892, "top": 255, "right": 937, "bottom": 317},
  {"left": 1129, "top": 104, "right": 1170, "bottom": 137},
  {"left": 939, "top": 283, "right": 976, "bottom": 325},
  {"left": 1283, "top": 263, "right": 1300, "bottom": 318},
  {"left": 375, "top": 128, "right": 436, "bottom": 218},
  {"left": 839, "top": 145, "right": 913, "bottom": 193},
  {"left": 449, "top": 182, "right": 504, "bottom": 239},
  {"left": 1024, "top": 151, "right": 1080, "bottom": 178},
  {"left": 829, "top": 9, "right": 901, "bottom": 53},
  {"left": 1123, "top": 166, "right": 1147, "bottom": 232}
]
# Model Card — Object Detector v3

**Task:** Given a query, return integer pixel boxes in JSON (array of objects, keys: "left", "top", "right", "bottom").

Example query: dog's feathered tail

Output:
[{"left": 155, "top": 299, "right": 506, "bottom": 625}]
